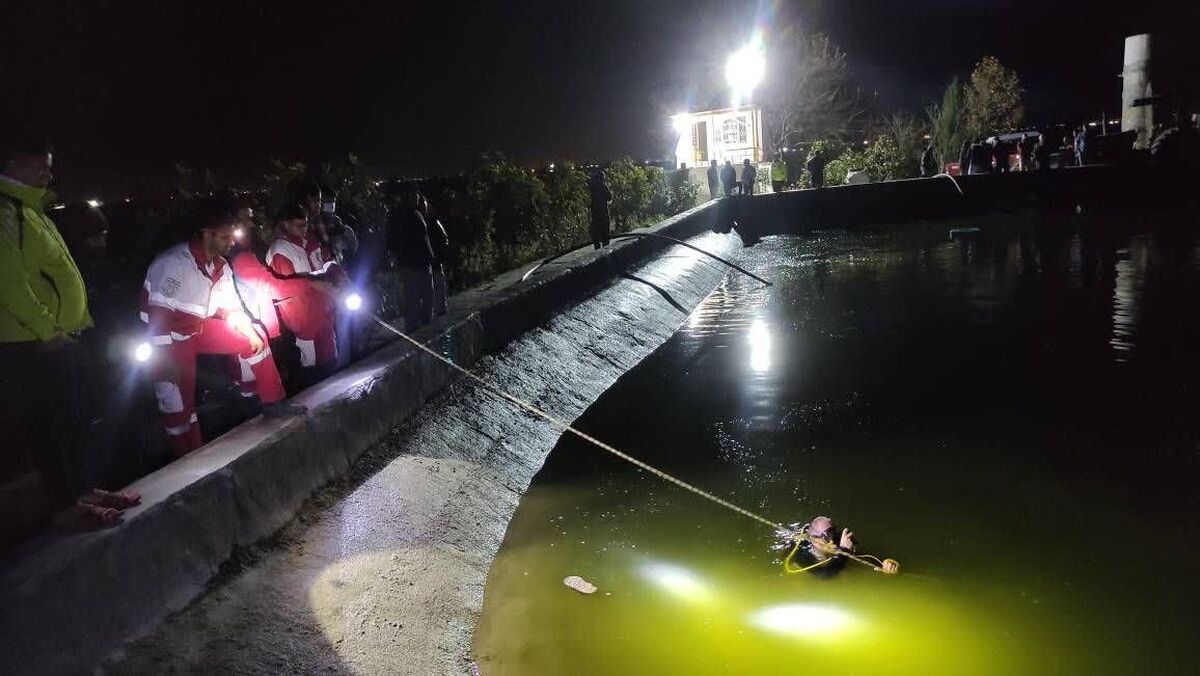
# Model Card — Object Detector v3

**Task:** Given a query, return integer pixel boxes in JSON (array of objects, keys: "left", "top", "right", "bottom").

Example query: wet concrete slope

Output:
[{"left": 106, "top": 231, "right": 744, "bottom": 675}]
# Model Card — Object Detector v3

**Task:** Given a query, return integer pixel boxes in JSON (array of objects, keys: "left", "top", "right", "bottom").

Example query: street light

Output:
[{"left": 725, "top": 38, "right": 765, "bottom": 105}]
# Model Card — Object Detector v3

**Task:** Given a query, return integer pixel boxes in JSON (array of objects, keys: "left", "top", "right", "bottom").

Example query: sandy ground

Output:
[{"left": 105, "top": 235, "right": 739, "bottom": 675}]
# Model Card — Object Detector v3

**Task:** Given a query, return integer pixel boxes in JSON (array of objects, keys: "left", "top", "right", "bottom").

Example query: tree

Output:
[
  {"left": 879, "top": 112, "right": 926, "bottom": 178},
  {"left": 925, "top": 78, "right": 968, "bottom": 169},
  {"left": 762, "top": 31, "right": 866, "bottom": 153},
  {"left": 964, "top": 56, "right": 1024, "bottom": 137}
]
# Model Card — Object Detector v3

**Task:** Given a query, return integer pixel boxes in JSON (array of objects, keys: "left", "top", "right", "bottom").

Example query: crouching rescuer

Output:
[
  {"left": 140, "top": 198, "right": 305, "bottom": 456},
  {"left": 266, "top": 203, "right": 344, "bottom": 389}
]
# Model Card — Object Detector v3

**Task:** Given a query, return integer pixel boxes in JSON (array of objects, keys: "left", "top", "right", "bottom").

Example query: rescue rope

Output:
[
  {"left": 371, "top": 315, "right": 899, "bottom": 575},
  {"left": 372, "top": 315, "right": 783, "bottom": 531},
  {"left": 782, "top": 535, "right": 900, "bottom": 575}
]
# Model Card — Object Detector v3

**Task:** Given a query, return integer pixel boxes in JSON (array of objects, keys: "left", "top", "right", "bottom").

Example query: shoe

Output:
[{"left": 262, "top": 402, "right": 308, "bottom": 418}]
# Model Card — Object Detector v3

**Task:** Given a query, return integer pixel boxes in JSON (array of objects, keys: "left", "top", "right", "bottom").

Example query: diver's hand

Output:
[{"left": 839, "top": 528, "right": 856, "bottom": 552}]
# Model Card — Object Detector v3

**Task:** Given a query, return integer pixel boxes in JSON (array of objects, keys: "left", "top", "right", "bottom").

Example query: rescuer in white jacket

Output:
[{"left": 140, "top": 199, "right": 305, "bottom": 456}]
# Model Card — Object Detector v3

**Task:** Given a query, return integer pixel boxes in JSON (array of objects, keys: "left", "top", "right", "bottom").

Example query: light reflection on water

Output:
[{"left": 474, "top": 222, "right": 1200, "bottom": 675}]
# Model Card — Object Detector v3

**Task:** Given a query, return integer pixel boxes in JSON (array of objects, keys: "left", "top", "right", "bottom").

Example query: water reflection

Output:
[
  {"left": 1109, "top": 238, "right": 1147, "bottom": 361},
  {"left": 747, "top": 603, "right": 857, "bottom": 638},
  {"left": 747, "top": 320, "right": 771, "bottom": 374}
]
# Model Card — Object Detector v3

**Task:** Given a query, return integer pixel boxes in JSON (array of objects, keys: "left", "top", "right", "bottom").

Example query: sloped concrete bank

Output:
[{"left": 0, "top": 200, "right": 740, "bottom": 676}]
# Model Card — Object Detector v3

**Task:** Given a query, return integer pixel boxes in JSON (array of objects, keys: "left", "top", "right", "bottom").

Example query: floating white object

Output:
[{"left": 563, "top": 575, "right": 597, "bottom": 595}]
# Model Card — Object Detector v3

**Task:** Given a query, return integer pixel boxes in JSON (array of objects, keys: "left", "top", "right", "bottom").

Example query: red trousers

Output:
[
  {"left": 294, "top": 322, "right": 337, "bottom": 369},
  {"left": 153, "top": 318, "right": 285, "bottom": 456}
]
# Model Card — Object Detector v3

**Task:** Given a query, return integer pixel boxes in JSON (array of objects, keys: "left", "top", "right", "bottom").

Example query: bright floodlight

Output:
[
  {"left": 86, "top": 199, "right": 102, "bottom": 208},
  {"left": 726, "top": 41, "right": 766, "bottom": 103},
  {"left": 133, "top": 342, "right": 153, "bottom": 363},
  {"left": 233, "top": 227, "right": 245, "bottom": 240},
  {"left": 344, "top": 292, "right": 364, "bottom": 311},
  {"left": 671, "top": 113, "right": 691, "bottom": 136}
]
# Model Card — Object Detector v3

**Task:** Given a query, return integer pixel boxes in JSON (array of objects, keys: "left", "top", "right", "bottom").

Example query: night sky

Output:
[{"left": 3, "top": 0, "right": 1196, "bottom": 197}]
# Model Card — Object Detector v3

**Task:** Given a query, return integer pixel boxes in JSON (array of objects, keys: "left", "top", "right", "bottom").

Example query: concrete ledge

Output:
[
  {"left": 0, "top": 201, "right": 722, "bottom": 676},
  {"left": 733, "top": 164, "right": 1200, "bottom": 240}
]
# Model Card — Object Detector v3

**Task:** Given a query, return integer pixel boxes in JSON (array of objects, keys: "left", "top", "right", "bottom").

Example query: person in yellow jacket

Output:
[
  {"left": 0, "top": 135, "right": 139, "bottom": 532},
  {"left": 771, "top": 152, "right": 788, "bottom": 193}
]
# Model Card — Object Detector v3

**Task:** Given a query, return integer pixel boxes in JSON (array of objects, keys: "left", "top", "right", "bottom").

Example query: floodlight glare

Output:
[
  {"left": 671, "top": 113, "right": 692, "bottom": 136},
  {"left": 725, "top": 40, "right": 766, "bottom": 103},
  {"left": 344, "top": 292, "right": 364, "bottom": 312}
]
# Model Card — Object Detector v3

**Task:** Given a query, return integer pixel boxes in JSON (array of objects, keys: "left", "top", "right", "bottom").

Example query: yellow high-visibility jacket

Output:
[{"left": 0, "top": 177, "right": 91, "bottom": 342}]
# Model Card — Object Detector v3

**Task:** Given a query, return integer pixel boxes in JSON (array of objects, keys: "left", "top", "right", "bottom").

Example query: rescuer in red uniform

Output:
[
  {"left": 266, "top": 203, "right": 343, "bottom": 388},
  {"left": 140, "top": 199, "right": 305, "bottom": 456}
]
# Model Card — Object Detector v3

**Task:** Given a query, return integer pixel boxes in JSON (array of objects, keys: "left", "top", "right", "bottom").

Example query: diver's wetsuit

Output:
[{"left": 792, "top": 540, "right": 848, "bottom": 578}]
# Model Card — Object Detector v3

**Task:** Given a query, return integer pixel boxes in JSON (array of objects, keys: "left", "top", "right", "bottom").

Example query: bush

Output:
[
  {"left": 606, "top": 158, "right": 655, "bottom": 231},
  {"left": 823, "top": 136, "right": 909, "bottom": 185},
  {"left": 666, "top": 169, "right": 699, "bottom": 214}
]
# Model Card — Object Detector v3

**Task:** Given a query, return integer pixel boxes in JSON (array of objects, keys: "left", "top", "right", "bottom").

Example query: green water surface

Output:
[{"left": 474, "top": 219, "right": 1200, "bottom": 675}]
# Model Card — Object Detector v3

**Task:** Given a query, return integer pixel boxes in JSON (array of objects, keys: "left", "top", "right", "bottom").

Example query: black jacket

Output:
[{"left": 387, "top": 207, "right": 435, "bottom": 269}]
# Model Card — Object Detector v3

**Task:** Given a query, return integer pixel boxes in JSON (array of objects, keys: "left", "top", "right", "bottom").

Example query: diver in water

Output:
[{"left": 776, "top": 516, "right": 899, "bottom": 577}]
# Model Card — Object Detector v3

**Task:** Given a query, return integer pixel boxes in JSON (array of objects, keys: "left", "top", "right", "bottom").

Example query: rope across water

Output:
[{"left": 372, "top": 315, "right": 785, "bottom": 531}]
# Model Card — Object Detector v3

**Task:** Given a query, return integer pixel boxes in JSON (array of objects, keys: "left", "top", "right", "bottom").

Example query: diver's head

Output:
[
  {"left": 808, "top": 516, "right": 835, "bottom": 539},
  {"left": 806, "top": 516, "right": 840, "bottom": 557}
]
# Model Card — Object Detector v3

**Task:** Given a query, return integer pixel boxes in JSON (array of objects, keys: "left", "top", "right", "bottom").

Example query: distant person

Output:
[
  {"left": 1075, "top": 127, "right": 1090, "bottom": 166},
  {"left": 1033, "top": 134, "right": 1051, "bottom": 170},
  {"left": 991, "top": 138, "right": 1009, "bottom": 173},
  {"left": 741, "top": 159, "right": 757, "bottom": 195},
  {"left": 706, "top": 160, "right": 720, "bottom": 200},
  {"left": 419, "top": 195, "right": 449, "bottom": 317},
  {"left": 720, "top": 160, "right": 737, "bottom": 197},
  {"left": 958, "top": 139, "right": 972, "bottom": 175},
  {"left": 771, "top": 152, "right": 788, "bottom": 192},
  {"left": 920, "top": 142, "right": 939, "bottom": 177},
  {"left": 587, "top": 169, "right": 612, "bottom": 250},
  {"left": 386, "top": 187, "right": 435, "bottom": 331},
  {"left": 805, "top": 148, "right": 826, "bottom": 189},
  {"left": 296, "top": 182, "right": 357, "bottom": 265},
  {"left": 141, "top": 198, "right": 304, "bottom": 457},
  {"left": 1062, "top": 134, "right": 1076, "bottom": 166},
  {"left": 0, "top": 132, "right": 140, "bottom": 530},
  {"left": 1016, "top": 135, "right": 1031, "bottom": 172}
]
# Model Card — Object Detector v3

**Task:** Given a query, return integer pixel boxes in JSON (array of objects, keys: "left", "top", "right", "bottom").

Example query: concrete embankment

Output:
[
  {"left": 0, "top": 200, "right": 739, "bottom": 675},
  {"left": 733, "top": 164, "right": 1200, "bottom": 240}
]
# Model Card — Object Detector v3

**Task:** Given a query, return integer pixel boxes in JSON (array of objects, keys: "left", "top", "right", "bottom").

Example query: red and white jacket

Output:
[
  {"left": 140, "top": 241, "right": 241, "bottom": 345},
  {"left": 266, "top": 233, "right": 339, "bottom": 338}
]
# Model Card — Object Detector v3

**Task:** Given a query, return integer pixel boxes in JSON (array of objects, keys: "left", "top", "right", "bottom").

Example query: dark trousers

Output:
[
  {"left": 401, "top": 265, "right": 435, "bottom": 332},
  {"left": 590, "top": 215, "right": 610, "bottom": 250},
  {"left": 0, "top": 340, "right": 96, "bottom": 509},
  {"left": 708, "top": 181, "right": 720, "bottom": 200}
]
